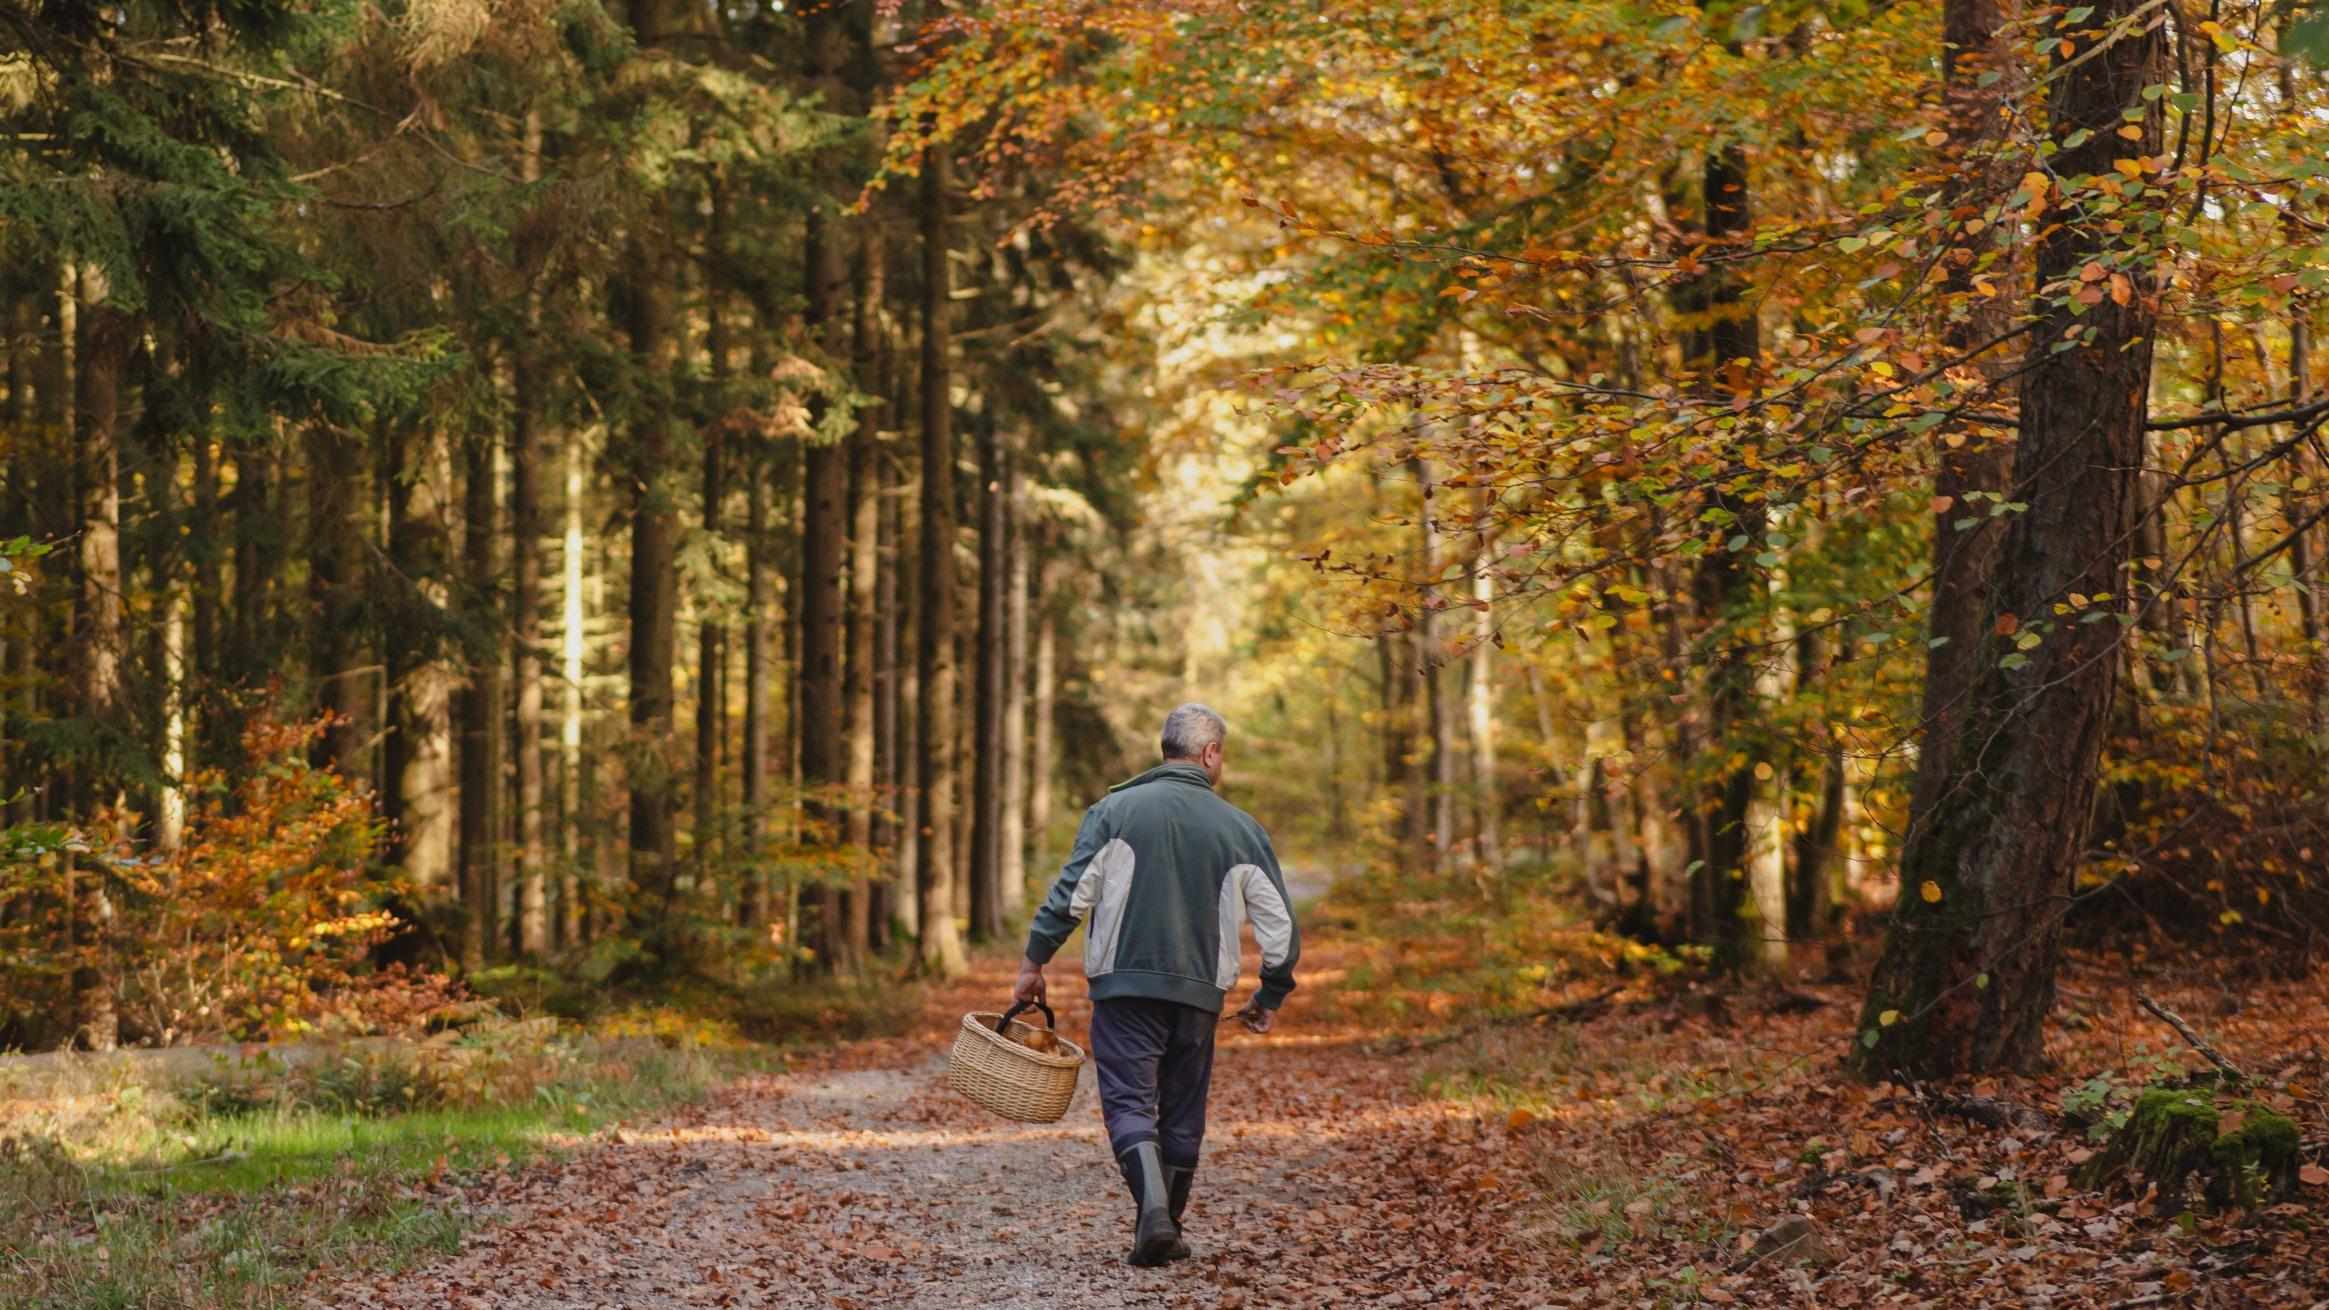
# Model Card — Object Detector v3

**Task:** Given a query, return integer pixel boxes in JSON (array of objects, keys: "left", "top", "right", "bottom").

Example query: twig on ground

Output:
[{"left": 2135, "top": 992, "right": 2245, "bottom": 1078}]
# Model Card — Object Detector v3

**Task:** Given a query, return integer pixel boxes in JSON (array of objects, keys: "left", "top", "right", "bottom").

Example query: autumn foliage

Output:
[{"left": 0, "top": 716, "right": 394, "bottom": 1049}]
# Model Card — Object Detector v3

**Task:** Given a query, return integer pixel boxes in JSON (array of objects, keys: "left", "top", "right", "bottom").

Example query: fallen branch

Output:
[{"left": 2135, "top": 992, "right": 2245, "bottom": 1079}]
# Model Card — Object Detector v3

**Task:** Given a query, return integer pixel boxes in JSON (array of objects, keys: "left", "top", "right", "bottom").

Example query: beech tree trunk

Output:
[
  {"left": 1859, "top": 1, "right": 2163, "bottom": 1077},
  {"left": 1679, "top": 141, "right": 1762, "bottom": 972},
  {"left": 1910, "top": 0, "right": 2024, "bottom": 843},
  {"left": 1467, "top": 491, "right": 1502, "bottom": 874},
  {"left": 915, "top": 141, "right": 967, "bottom": 976}
]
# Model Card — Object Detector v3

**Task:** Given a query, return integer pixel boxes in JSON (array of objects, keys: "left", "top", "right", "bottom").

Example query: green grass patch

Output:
[{"left": 0, "top": 1014, "right": 830, "bottom": 1309}]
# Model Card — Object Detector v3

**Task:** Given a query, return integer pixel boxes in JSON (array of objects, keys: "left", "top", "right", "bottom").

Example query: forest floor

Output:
[{"left": 305, "top": 917, "right": 2329, "bottom": 1310}]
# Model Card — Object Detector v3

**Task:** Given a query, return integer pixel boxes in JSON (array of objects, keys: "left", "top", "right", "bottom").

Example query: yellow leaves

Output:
[
  {"left": 2115, "top": 123, "right": 2144, "bottom": 141},
  {"left": 1879, "top": 1009, "right": 1902, "bottom": 1027},
  {"left": 1920, "top": 880, "right": 1943, "bottom": 904},
  {"left": 2020, "top": 170, "right": 2053, "bottom": 217}
]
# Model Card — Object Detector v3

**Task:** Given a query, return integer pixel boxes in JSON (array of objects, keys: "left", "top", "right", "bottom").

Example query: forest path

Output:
[{"left": 313, "top": 939, "right": 1557, "bottom": 1310}]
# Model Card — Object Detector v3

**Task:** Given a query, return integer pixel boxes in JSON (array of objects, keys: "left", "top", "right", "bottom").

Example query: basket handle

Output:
[{"left": 996, "top": 999, "right": 1056, "bottom": 1034}]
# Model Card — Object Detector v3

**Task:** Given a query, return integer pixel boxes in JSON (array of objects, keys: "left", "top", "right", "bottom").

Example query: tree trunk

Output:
[
  {"left": 307, "top": 424, "right": 366, "bottom": 773},
  {"left": 386, "top": 422, "right": 457, "bottom": 897},
  {"left": 1680, "top": 141, "right": 1763, "bottom": 972},
  {"left": 1910, "top": 0, "right": 2025, "bottom": 843},
  {"left": 625, "top": 0, "right": 681, "bottom": 929},
  {"left": 970, "top": 414, "right": 1008, "bottom": 941},
  {"left": 872, "top": 432, "right": 903, "bottom": 950},
  {"left": 508, "top": 106, "right": 550, "bottom": 956},
  {"left": 915, "top": 141, "right": 967, "bottom": 976},
  {"left": 68, "top": 268, "right": 128, "bottom": 1051},
  {"left": 1414, "top": 458, "right": 1456, "bottom": 871},
  {"left": 560, "top": 426, "right": 590, "bottom": 947},
  {"left": 457, "top": 429, "right": 502, "bottom": 970},
  {"left": 1467, "top": 491, "right": 1502, "bottom": 874},
  {"left": 697, "top": 205, "right": 730, "bottom": 892},
  {"left": 741, "top": 430, "right": 771, "bottom": 930},
  {"left": 1000, "top": 450, "right": 1030, "bottom": 920},
  {"left": 1858, "top": 2, "right": 2163, "bottom": 1077},
  {"left": 843, "top": 221, "right": 884, "bottom": 959},
  {"left": 1027, "top": 559, "right": 1057, "bottom": 872},
  {"left": 800, "top": 204, "right": 851, "bottom": 966}
]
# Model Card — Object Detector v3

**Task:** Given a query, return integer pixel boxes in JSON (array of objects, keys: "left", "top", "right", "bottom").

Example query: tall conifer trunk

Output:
[
  {"left": 970, "top": 414, "right": 1007, "bottom": 940},
  {"left": 843, "top": 224, "right": 885, "bottom": 959},
  {"left": 915, "top": 141, "right": 967, "bottom": 976},
  {"left": 458, "top": 429, "right": 502, "bottom": 968},
  {"left": 624, "top": 0, "right": 681, "bottom": 927}
]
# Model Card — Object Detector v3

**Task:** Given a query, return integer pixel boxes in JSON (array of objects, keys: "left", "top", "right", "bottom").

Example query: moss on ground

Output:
[{"left": 2076, "top": 1085, "right": 2302, "bottom": 1211}]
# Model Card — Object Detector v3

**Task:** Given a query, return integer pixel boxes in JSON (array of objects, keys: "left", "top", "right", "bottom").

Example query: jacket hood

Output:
[{"left": 1109, "top": 762, "right": 1215, "bottom": 793}]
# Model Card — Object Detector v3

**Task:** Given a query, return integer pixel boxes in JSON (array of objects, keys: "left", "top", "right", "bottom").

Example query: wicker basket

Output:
[{"left": 950, "top": 1000, "right": 1086, "bottom": 1123}]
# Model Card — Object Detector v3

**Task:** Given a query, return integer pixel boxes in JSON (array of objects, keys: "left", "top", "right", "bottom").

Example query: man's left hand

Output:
[{"left": 1013, "top": 959, "right": 1047, "bottom": 1005}]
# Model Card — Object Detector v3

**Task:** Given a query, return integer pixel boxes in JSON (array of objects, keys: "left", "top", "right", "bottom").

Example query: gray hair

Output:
[{"left": 1159, "top": 703, "right": 1228, "bottom": 761}]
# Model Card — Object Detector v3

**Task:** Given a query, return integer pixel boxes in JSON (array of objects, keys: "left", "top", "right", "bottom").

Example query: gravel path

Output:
[{"left": 315, "top": 947, "right": 1555, "bottom": 1310}]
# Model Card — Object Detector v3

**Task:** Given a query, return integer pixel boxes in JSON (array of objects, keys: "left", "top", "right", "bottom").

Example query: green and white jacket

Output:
[{"left": 1025, "top": 762, "right": 1300, "bottom": 1012}]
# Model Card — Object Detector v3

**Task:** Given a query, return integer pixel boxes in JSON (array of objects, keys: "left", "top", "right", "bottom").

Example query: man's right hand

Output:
[{"left": 1013, "top": 958, "right": 1047, "bottom": 1005}]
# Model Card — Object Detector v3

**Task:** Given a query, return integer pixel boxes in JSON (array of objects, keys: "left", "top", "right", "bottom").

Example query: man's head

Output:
[{"left": 1159, "top": 703, "right": 1228, "bottom": 785}]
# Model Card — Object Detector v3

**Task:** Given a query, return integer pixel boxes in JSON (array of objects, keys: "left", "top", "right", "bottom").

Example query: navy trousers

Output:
[{"left": 1088, "top": 997, "right": 1218, "bottom": 1168}]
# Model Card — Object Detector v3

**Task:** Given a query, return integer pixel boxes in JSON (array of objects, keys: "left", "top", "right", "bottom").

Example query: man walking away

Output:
[{"left": 1013, "top": 703, "right": 1300, "bottom": 1267}]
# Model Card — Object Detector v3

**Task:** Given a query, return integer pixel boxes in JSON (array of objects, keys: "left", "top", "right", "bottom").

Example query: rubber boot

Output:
[
  {"left": 1163, "top": 1162, "right": 1194, "bottom": 1262},
  {"left": 1117, "top": 1141, "right": 1179, "bottom": 1267}
]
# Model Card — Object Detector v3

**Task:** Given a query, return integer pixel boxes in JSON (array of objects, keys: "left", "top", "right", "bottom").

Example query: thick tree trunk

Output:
[
  {"left": 915, "top": 142, "right": 967, "bottom": 976},
  {"left": 1858, "top": 2, "right": 2162, "bottom": 1077},
  {"left": 970, "top": 415, "right": 1008, "bottom": 941},
  {"left": 457, "top": 430, "right": 503, "bottom": 969},
  {"left": 1910, "top": 0, "right": 2025, "bottom": 842}
]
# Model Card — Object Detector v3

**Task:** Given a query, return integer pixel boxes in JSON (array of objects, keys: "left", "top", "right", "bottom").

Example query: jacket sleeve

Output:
[
  {"left": 1250, "top": 834, "right": 1301, "bottom": 1010},
  {"left": 1023, "top": 805, "right": 1107, "bottom": 965}
]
